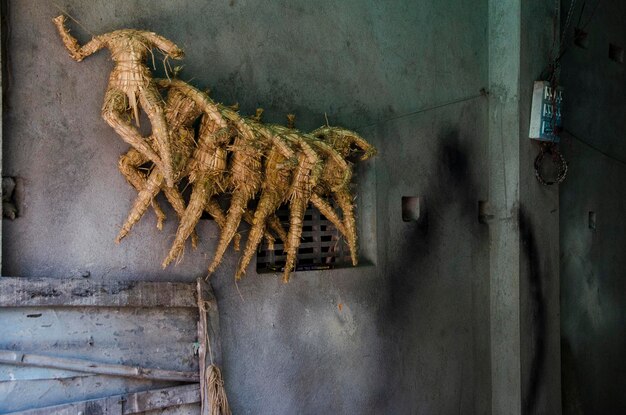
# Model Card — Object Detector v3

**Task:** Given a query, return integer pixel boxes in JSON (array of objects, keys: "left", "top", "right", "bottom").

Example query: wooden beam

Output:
[
  {"left": 197, "top": 278, "right": 223, "bottom": 415},
  {"left": 7, "top": 396, "right": 123, "bottom": 415},
  {"left": 0, "top": 277, "right": 197, "bottom": 308},
  {"left": 123, "top": 384, "right": 200, "bottom": 414},
  {"left": 197, "top": 278, "right": 222, "bottom": 366},
  {"left": 0, "top": 350, "right": 199, "bottom": 382},
  {"left": 6, "top": 384, "right": 200, "bottom": 415}
]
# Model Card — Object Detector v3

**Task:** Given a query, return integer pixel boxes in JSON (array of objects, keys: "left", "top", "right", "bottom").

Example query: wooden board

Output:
[
  {"left": 0, "top": 350, "right": 199, "bottom": 382},
  {"left": 0, "top": 306, "right": 199, "bottom": 376},
  {"left": 6, "top": 384, "right": 201, "bottom": 415},
  {"left": 0, "top": 277, "right": 198, "bottom": 308},
  {"left": 0, "top": 277, "right": 211, "bottom": 414}
]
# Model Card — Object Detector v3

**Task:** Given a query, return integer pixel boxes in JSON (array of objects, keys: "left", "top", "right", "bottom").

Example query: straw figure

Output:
[
  {"left": 115, "top": 78, "right": 282, "bottom": 254},
  {"left": 117, "top": 79, "right": 250, "bottom": 247},
  {"left": 114, "top": 77, "right": 210, "bottom": 246},
  {"left": 231, "top": 119, "right": 361, "bottom": 282},
  {"left": 54, "top": 16, "right": 377, "bottom": 282},
  {"left": 159, "top": 84, "right": 232, "bottom": 268},
  {"left": 202, "top": 115, "right": 266, "bottom": 274},
  {"left": 53, "top": 15, "right": 184, "bottom": 187},
  {"left": 311, "top": 126, "right": 378, "bottom": 266},
  {"left": 232, "top": 127, "right": 304, "bottom": 281},
  {"left": 264, "top": 126, "right": 326, "bottom": 282},
  {"left": 276, "top": 122, "right": 353, "bottom": 251},
  {"left": 159, "top": 95, "right": 288, "bottom": 268},
  {"left": 202, "top": 109, "right": 305, "bottom": 275}
]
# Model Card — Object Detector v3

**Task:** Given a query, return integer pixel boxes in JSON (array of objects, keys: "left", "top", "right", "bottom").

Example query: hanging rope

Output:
[
  {"left": 198, "top": 292, "right": 231, "bottom": 415},
  {"left": 204, "top": 364, "right": 231, "bottom": 415}
]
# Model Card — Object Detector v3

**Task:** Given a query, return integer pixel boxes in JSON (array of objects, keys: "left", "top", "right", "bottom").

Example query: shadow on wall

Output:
[
  {"left": 519, "top": 207, "right": 547, "bottom": 414},
  {"left": 561, "top": 338, "right": 584, "bottom": 415},
  {"left": 375, "top": 125, "right": 487, "bottom": 411},
  {"left": 382, "top": 129, "right": 478, "bottom": 326}
]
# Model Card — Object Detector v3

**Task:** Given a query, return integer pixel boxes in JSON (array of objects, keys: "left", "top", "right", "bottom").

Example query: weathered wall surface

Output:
[
  {"left": 560, "top": 0, "right": 626, "bottom": 413},
  {"left": 487, "top": 1, "right": 562, "bottom": 413},
  {"left": 2, "top": 0, "right": 491, "bottom": 413},
  {"left": 519, "top": 1, "right": 562, "bottom": 413}
]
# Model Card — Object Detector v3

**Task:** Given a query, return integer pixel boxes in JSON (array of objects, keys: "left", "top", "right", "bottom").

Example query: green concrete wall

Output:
[{"left": 560, "top": 0, "right": 626, "bottom": 413}]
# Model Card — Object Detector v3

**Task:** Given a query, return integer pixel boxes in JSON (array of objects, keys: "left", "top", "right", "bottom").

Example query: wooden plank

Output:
[
  {"left": 123, "top": 384, "right": 200, "bottom": 414},
  {"left": 7, "top": 396, "right": 122, "bottom": 415},
  {"left": 197, "top": 278, "right": 223, "bottom": 415},
  {"left": 6, "top": 384, "right": 201, "bottom": 415},
  {"left": 0, "top": 375, "right": 159, "bottom": 413},
  {"left": 0, "top": 277, "right": 196, "bottom": 308},
  {"left": 0, "top": 307, "right": 199, "bottom": 381},
  {"left": 0, "top": 350, "right": 199, "bottom": 382}
]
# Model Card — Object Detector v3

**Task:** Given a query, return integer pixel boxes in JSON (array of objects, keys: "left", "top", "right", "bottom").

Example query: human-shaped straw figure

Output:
[{"left": 53, "top": 15, "right": 184, "bottom": 187}]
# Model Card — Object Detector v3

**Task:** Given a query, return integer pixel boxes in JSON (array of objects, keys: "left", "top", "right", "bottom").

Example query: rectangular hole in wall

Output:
[
  {"left": 402, "top": 196, "right": 420, "bottom": 222},
  {"left": 2, "top": 176, "right": 20, "bottom": 219},
  {"left": 257, "top": 202, "right": 351, "bottom": 273},
  {"left": 588, "top": 211, "right": 596, "bottom": 230},
  {"left": 478, "top": 200, "right": 493, "bottom": 224},
  {"left": 609, "top": 43, "right": 624, "bottom": 63},
  {"left": 574, "top": 28, "right": 589, "bottom": 49}
]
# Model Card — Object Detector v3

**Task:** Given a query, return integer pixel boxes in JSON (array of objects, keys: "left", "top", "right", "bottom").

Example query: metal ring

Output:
[{"left": 534, "top": 145, "right": 568, "bottom": 186}]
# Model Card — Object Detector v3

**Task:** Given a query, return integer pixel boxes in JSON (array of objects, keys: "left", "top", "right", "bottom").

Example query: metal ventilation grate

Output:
[{"left": 256, "top": 202, "right": 352, "bottom": 273}]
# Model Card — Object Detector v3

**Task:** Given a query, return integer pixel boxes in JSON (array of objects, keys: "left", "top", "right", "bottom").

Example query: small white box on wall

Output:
[{"left": 529, "top": 81, "right": 563, "bottom": 142}]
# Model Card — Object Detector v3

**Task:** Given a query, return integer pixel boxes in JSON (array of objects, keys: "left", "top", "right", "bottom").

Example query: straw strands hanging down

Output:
[{"left": 54, "top": 15, "right": 376, "bottom": 282}]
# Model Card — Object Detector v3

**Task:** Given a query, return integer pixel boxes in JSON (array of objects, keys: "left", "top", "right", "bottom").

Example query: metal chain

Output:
[{"left": 534, "top": 144, "right": 568, "bottom": 186}]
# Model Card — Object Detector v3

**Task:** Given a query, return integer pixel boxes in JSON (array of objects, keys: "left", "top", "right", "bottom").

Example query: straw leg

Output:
[
  {"left": 162, "top": 182, "right": 212, "bottom": 268},
  {"left": 311, "top": 192, "right": 358, "bottom": 266},
  {"left": 139, "top": 86, "right": 175, "bottom": 187},
  {"left": 334, "top": 190, "right": 358, "bottom": 266},
  {"left": 310, "top": 193, "right": 347, "bottom": 235},
  {"left": 204, "top": 198, "right": 241, "bottom": 252},
  {"left": 116, "top": 169, "right": 163, "bottom": 243},
  {"left": 102, "top": 88, "right": 164, "bottom": 175},
  {"left": 207, "top": 191, "right": 248, "bottom": 275},
  {"left": 118, "top": 149, "right": 148, "bottom": 189},
  {"left": 242, "top": 210, "right": 275, "bottom": 251},
  {"left": 283, "top": 197, "right": 307, "bottom": 283},
  {"left": 235, "top": 191, "right": 282, "bottom": 280},
  {"left": 118, "top": 149, "right": 166, "bottom": 225},
  {"left": 311, "top": 190, "right": 357, "bottom": 259},
  {"left": 162, "top": 186, "right": 199, "bottom": 250},
  {"left": 267, "top": 214, "right": 289, "bottom": 248},
  {"left": 204, "top": 198, "right": 226, "bottom": 228}
]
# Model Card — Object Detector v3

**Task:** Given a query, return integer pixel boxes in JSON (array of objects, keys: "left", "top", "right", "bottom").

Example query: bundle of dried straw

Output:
[{"left": 54, "top": 15, "right": 377, "bottom": 284}]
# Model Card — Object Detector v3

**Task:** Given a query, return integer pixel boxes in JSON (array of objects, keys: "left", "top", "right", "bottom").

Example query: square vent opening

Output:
[{"left": 256, "top": 202, "right": 352, "bottom": 273}]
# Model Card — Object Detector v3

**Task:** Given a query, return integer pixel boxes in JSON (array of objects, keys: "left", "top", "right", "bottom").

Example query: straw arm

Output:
[
  {"left": 309, "top": 139, "right": 352, "bottom": 191},
  {"left": 176, "top": 82, "right": 226, "bottom": 129},
  {"left": 141, "top": 31, "right": 184, "bottom": 59},
  {"left": 268, "top": 131, "right": 297, "bottom": 161},
  {"left": 312, "top": 126, "right": 377, "bottom": 160},
  {"left": 53, "top": 15, "right": 105, "bottom": 62}
]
